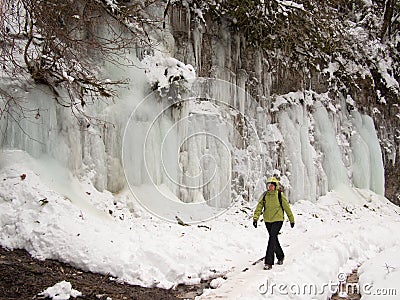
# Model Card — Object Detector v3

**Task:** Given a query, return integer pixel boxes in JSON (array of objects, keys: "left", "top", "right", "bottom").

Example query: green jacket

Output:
[{"left": 253, "top": 190, "right": 295, "bottom": 223}]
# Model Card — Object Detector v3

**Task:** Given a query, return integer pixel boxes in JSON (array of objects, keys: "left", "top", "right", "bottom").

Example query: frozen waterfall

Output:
[{"left": 0, "top": 53, "right": 385, "bottom": 222}]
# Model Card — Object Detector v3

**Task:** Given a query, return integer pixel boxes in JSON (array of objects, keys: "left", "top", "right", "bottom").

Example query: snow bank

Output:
[
  {"left": 0, "top": 151, "right": 264, "bottom": 289},
  {"left": 39, "top": 281, "right": 81, "bottom": 300},
  {"left": 358, "top": 246, "right": 400, "bottom": 299}
]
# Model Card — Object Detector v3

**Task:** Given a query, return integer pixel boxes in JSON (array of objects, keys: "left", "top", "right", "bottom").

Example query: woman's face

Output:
[{"left": 267, "top": 183, "right": 276, "bottom": 191}]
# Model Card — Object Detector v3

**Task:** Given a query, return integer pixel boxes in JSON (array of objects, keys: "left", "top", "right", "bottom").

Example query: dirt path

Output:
[
  {"left": 330, "top": 269, "right": 361, "bottom": 300},
  {"left": 0, "top": 246, "right": 203, "bottom": 300}
]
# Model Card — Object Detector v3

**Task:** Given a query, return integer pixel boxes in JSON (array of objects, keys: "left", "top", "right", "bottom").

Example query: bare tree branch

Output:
[{"left": 1, "top": 0, "right": 162, "bottom": 128}]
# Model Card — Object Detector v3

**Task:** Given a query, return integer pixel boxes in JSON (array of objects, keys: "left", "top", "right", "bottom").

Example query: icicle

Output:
[{"left": 192, "top": 24, "right": 203, "bottom": 71}]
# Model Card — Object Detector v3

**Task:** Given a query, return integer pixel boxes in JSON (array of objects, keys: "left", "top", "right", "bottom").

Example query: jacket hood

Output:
[{"left": 266, "top": 177, "right": 279, "bottom": 189}]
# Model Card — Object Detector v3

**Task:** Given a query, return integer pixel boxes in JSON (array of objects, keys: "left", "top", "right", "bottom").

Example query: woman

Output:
[{"left": 253, "top": 177, "right": 295, "bottom": 270}]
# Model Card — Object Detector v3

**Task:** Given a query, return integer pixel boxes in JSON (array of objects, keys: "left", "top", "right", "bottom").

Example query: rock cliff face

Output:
[{"left": 166, "top": 3, "right": 399, "bottom": 204}]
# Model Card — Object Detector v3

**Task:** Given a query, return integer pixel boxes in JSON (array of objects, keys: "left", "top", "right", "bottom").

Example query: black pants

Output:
[{"left": 264, "top": 221, "right": 284, "bottom": 265}]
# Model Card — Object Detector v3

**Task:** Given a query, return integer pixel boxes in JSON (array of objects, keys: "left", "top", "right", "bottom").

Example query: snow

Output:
[
  {"left": 0, "top": 40, "right": 397, "bottom": 297},
  {"left": 209, "top": 277, "right": 226, "bottom": 289},
  {"left": 358, "top": 246, "right": 400, "bottom": 299},
  {"left": 39, "top": 281, "right": 82, "bottom": 300},
  {"left": 0, "top": 2, "right": 399, "bottom": 299},
  {"left": 104, "top": 0, "right": 119, "bottom": 12},
  {"left": 322, "top": 62, "right": 339, "bottom": 80},
  {"left": 377, "top": 58, "right": 399, "bottom": 91},
  {"left": 361, "top": 0, "right": 372, "bottom": 7},
  {"left": 0, "top": 44, "right": 394, "bottom": 299},
  {"left": 264, "top": 124, "right": 283, "bottom": 143},
  {"left": 141, "top": 51, "right": 196, "bottom": 93},
  {"left": 0, "top": 10, "right": 398, "bottom": 298},
  {"left": 1, "top": 150, "right": 400, "bottom": 299},
  {"left": 277, "top": 0, "right": 305, "bottom": 11},
  {"left": 194, "top": 8, "right": 206, "bottom": 24},
  {"left": 199, "top": 187, "right": 400, "bottom": 300}
]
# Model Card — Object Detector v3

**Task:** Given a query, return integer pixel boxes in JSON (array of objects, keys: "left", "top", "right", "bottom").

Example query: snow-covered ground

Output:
[
  {"left": 0, "top": 150, "right": 399, "bottom": 299},
  {"left": 38, "top": 281, "right": 82, "bottom": 300}
]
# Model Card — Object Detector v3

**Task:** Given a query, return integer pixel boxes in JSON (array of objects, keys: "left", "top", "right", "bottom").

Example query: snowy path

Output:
[
  {"left": 199, "top": 189, "right": 400, "bottom": 299},
  {"left": 199, "top": 221, "right": 343, "bottom": 299}
]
